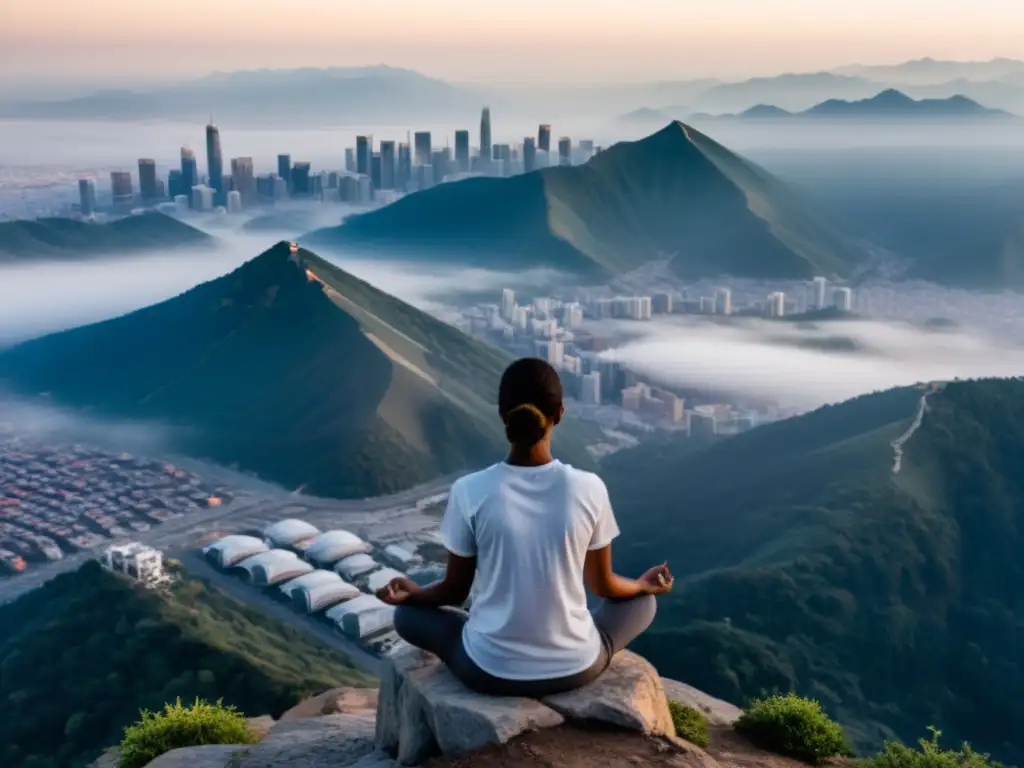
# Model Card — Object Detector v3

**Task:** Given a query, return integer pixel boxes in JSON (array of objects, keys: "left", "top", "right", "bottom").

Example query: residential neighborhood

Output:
[{"left": 0, "top": 435, "right": 231, "bottom": 576}]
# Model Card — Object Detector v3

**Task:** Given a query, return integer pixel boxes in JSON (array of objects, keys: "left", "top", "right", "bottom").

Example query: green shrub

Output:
[
  {"left": 668, "top": 700, "right": 710, "bottom": 748},
  {"left": 735, "top": 692, "right": 852, "bottom": 765},
  {"left": 119, "top": 698, "right": 257, "bottom": 768},
  {"left": 860, "top": 727, "right": 1005, "bottom": 768}
]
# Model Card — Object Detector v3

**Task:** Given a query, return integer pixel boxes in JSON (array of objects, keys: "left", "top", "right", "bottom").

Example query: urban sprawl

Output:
[{"left": 73, "top": 107, "right": 594, "bottom": 217}]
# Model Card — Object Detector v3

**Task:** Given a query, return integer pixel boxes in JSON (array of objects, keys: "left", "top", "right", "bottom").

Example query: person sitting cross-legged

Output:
[{"left": 376, "top": 356, "right": 673, "bottom": 698}]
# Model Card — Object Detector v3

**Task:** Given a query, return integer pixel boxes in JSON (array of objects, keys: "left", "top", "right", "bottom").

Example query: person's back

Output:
[
  {"left": 446, "top": 460, "right": 616, "bottom": 680},
  {"left": 378, "top": 356, "right": 672, "bottom": 697}
]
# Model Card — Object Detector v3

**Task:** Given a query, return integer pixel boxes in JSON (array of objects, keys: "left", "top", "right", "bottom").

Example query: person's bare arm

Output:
[
  {"left": 378, "top": 551, "right": 476, "bottom": 607},
  {"left": 584, "top": 545, "right": 673, "bottom": 600}
]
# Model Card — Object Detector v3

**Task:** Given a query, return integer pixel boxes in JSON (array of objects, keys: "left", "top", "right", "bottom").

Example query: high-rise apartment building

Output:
[
  {"left": 480, "top": 107, "right": 492, "bottom": 167},
  {"left": 230, "top": 157, "right": 256, "bottom": 206},
  {"left": 454, "top": 130, "right": 470, "bottom": 173},
  {"left": 558, "top": 137, "right": 572, "bottom": 166},
  {"left": 523, "top": 137, "right": 537, "bottom": 173},
  {"left": 205, "top": 123, "right": 224, "bottom": 205},
  {"left": 538, "top": 124, "right": 551, "bottom": 153},
  {"left": 291, "top": 162, "right": 311, "bottom": 196},
  {"left": 431, "top": 149, "right": 450, "bottom": 184},
  {"left": 226, "top": 190, "right": 243, "bottom": 213},
  {"left": 277, "top": 154, "right": 292, "bottom": 193},
  {"left": 580, "top": 372, "right": 601, "bottom": 405},
  {"left": 356, "top": 136, "right": 372, "bottom": 176},
  {"left": 167, "top": 170, "right": 183, "bottom": 199},
  {"left": 380, "top": 141, "right": 396, "bottom": 189},
  {"left": 765, "top": 291, "right": 786, "bottom": 318},
  {"left": 812, "top": 276, "right": 828, "bottom": 309},
  {"left": 833, "top": 286, "right": 853, "bottom": 311},
  {"left": 137, "top": 159, "right": 158, "bottom": 201},
  {"left": 714, "top": 287, "right": 732, "bottom": 315},
  {"left": 345, "top": 148, "right": 356, "bottom": 174},
  {"left": 180, "top": 147, "right": 198, "bottom": 207},
  {"left": 413, "top": 132, "right": 432, "bottom": 166},
  {"left": 78, "top": 178, "right": 96, "bottom": 216},
  {"left": 110, "top": 171, "right": 134, "bottom": 209},
  {"left": 500, "top": 289, "right": 516, "bottom": 320}
]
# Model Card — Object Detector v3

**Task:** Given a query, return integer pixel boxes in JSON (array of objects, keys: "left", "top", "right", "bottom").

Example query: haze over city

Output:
[{"left": 3, "top": 5, "right": 1024, "bottom": 767}]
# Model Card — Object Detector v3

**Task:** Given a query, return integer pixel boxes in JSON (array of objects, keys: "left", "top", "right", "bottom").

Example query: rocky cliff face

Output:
[{"left": 127, "top": 650, "right": 794, "bottom": 768}]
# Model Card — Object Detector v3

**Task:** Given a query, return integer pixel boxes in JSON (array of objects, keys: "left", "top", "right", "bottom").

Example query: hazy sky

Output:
[{"left": 5, "top": 0, "right": 1024, "bottom": 84}]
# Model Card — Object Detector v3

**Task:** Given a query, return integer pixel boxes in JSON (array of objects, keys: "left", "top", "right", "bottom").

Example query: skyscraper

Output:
[
  {"left": 277, "top": 154, "right": 292, "bottom": 193},
  {"left": 397, "top": 143, "right": 412, "bottom": 190},
  {"left": 110, "top": 171, "right": 134, "bottom": 209},
  {"left": 356, "top": 136, "right": 372, "bottom": 176},
  {"left": 538, "top": 124, "right": 551, "bottom": 153},
  {"left": 205, "top": 123, "right": 224, "bottom": 206},
  {"left": 413, "top": 132, "right": 432, "bottom": 166},
  {"left": 137, "top": 159, "right": 158, "bottom": 201},
  {"left": 78, "top": 178, "right": 96, "bottom": 216},
  {"left": 380, "top": 141, "right": 396, "bottom": 190},
  {"left": 523, "top": 137, "right": 537, "bottom": 173},
  {"left": 370, "top": 153, "right": 383, "bottom": 192},
  {"left": 833, "top": 287, "right": 853, "bottom": 311},
  {"left": 167, "top": 170, "right": 183, "bottom": 199},
  {"left": 180, "top": 147, "right": 198, "bottom": 207},
  {"left": 480, "top": 107, "right": 492, "bottom": 167},
  {"left": 454, "top": 130, "right": 470, "bottom": 173},
  {"left": 291, "top": 162, "right": 311, "bottom": 196},
  {"left": 345, "top": 148, "right": 356, "bottom": 174},
  {"left": 230, "top": 157, "right": 256, "bottom": 206},
  {"left": 558, "top": 137, "right": 572, "bottom": 166}
]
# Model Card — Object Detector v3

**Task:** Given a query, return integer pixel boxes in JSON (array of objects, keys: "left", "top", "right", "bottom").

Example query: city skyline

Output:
[{"left": 3, "top": 1, "right": 1023, "bottom": 85}]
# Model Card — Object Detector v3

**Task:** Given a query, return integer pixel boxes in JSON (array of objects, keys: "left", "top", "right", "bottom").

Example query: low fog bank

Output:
[
  {"left": 598, "top": 315, "right": 1024, "bottom": 409},
  {"left": 0, "top": 394, "right": 177, "bottom": 454},
  {"left": 0, "top": 225, "right": 563, "bottom": 346}
]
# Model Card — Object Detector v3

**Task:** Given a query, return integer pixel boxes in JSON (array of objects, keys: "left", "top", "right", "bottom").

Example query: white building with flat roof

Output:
[{"left": 101, "top": 542, "right": 164, "bottom": 583}]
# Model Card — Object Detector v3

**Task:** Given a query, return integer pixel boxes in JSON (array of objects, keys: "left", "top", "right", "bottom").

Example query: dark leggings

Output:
[{"left": 393, "top": 595, "right": 656, "bottom": 698}]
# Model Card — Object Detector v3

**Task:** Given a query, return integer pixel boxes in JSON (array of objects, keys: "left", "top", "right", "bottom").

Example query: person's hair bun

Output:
[{"left": 504, "top": 403, "right": 548, "bottom": 447}]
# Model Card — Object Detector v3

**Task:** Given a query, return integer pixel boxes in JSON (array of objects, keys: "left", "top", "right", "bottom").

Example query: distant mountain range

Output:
[
  {"left": 305, "top": 122, "right": 866, "bottom": 281},
  {"left": 0, "top": 242, "right": 594, "bottom": 497},
  {"left": 833, "top": 57, "right": 1024, "bottom": 86},
  {"left": 0, "top": 65, "right": 468, "bottom": 124},
  {"left": 0, "top": 213, "right": 212, "bottom": 262},
  {"left": 603, "top": 378, "right": 1024, "bottom": 765},
  {"left": 723, "top": 90, "right": 1014, "bottom": 121}
]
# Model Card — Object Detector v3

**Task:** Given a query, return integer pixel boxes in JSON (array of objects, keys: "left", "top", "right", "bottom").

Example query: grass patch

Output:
[
  {"left": 859, "top": 727, "right": 1005, "bottom": 768},
  {"left": 119, "top": 698, "right": 258, "bottom": 768},
  {"left": 735, "top": 693, "right": 852, "bottom": 765},
  {"left": 668, "top": 700, "right": 710, "bottom": 748}
]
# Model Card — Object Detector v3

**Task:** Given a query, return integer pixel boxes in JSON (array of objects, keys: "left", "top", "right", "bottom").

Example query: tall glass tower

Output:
[
  {"left": 480, "top": 107, "right": 492, "bottom": 165},
  {"left": 205, "top": 122, "right": 224, "bottom": 206}
]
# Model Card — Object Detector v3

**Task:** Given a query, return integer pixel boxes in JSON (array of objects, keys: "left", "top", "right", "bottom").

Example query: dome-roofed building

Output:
[
  {"left": 203, "top": 535, "right": 269, "bottom": 569},
  {"left": 326, "top": 594, "right": 396, "bottom": 640},
  {"left": 366, "top": 567, "right": 407, "bottom": 594},
  {"left": 264, "top": 519, "right": 321, "bottom": 551},
  {"left": 335, "top": 553, "right": 378, "bottom": 581},
  {"left": 235, "top": 549, "right": 314, "bottom": 586},
  {"left": 305, "top": 530, "right": 372, "bottom": 567},
  {"left": 278, "top": 569, "right": 340, "bottom": 599},
  {"left": 293, "top": 576, "right": 362, "bottom": 613}
]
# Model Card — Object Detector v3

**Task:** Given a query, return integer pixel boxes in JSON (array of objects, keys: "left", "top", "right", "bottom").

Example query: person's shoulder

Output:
[
  {"left": 557, "top": 463, "right": 609, "bottom": 496},
  {"left": 450, "top": 463, "right": 506, "bottom": 499}
]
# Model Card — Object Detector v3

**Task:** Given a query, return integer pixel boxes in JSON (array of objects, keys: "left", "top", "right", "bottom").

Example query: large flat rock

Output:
[
  {"left": 239, "top": 712, "right": 384, "bottom": 768},
  {"left": 376, "top": 646, "right": 679, "bottom": 765},
  {"left": 660, "top": 678, "right": 742, "bottom": 727},
  {"left": 542, "top": 651, "right": 675, "bottom": 737},
  {"left": 143, "top": 744, "right": 242, "bottom": 768}
]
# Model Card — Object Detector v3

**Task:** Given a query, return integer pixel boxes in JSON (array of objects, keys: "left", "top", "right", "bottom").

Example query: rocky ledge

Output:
[{"left": 134, "top": 650, "right": 752, "bottom": 768}]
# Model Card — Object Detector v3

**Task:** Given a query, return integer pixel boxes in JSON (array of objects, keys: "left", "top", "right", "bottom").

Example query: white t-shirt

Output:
[{"left": 440, "top": 459, "right": 621, "bottom": 681}]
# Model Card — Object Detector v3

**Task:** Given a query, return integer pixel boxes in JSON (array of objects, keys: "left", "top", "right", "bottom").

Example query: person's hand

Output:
[
  {"left": 377, "top": 576, "right": 422, "bottom": 605},
  {"left": 639, "top": 562, "right": 674, "bottom": 595}
]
